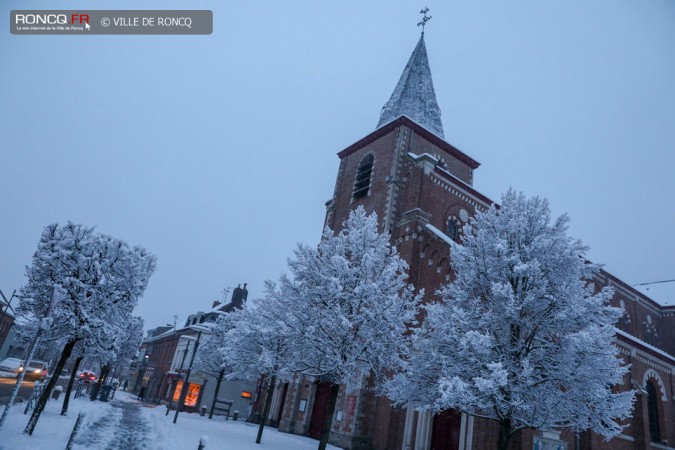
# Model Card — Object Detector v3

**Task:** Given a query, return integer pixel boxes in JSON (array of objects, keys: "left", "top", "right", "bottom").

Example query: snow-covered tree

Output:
[
  {"left": 17, "top": 223, "right": 156, "bottom": 434},
  {"left": 60, "top": 313, "right": 142, "bottom": 416},
  {"left": 114, "top": 315, "right": 145, "bottom": 370},
  {"left": 267, "top": 206, "right": 422, "bottom": 450},
  {"left": 194, "top": 313, "right": 236, "bottom": 379},
  {"left": 194, "top": 305, "right": 290, "bottom": 443},
  {"left": 385, "top": 189, "right": 634, "bottom": 450},
  {"left": 234, "top": 304, "right": 291, "bottom": 444}
]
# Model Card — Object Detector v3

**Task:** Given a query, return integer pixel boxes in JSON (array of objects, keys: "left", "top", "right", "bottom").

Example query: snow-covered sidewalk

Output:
[
  {"left": 1, "top": 390, "right": 343, "bottom": 449},
  {"left": 136, "top": 391, "right": 343, "bottom": 450},
  {"left": 0, "top": 389, "right": 113, "bottom": 450}
]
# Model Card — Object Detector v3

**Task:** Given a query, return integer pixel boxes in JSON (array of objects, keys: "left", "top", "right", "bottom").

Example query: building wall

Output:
[
  {"left": 272, "top": 120, "right": 675, "bottom": 450},
  {"left": 140, "top": 332, "right": 179, "bottom": 402},
  {"left": 197, "top": 374, "right": 255, "bottom": 419},
  {"left": 0, "top": 313, "right": 13, "bottom": 350},
  {"left": 0, "top": 325, "right": 17, "bottom": 360}
]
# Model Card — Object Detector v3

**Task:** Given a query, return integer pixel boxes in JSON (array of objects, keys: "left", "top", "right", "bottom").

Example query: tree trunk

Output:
[
  {"left": 318, "top": 383, "right": 340, "bottom": 450},
  {"left": 24, "top": 339, "right": 77, "bottom": 435},
  {"left": 98, "top": 364, "right": 111, "bottom": 384},
  {"left": 89, "top": 382, "right": 101, "bottom": 401},
  {"left": 209, "top": 369, "right": 225, "bottom": 420},
  {"left": 497, "top": 418, "right": 512, "bottom": 450},
  {"left": 89, "top": 364, "right": 110, "bottom": 401},
  {"left": 256, "top": 375, "right": 277, "bottom": 444},
  {"left": 61, "top": 356, "right": 83, "bottom": 416}
]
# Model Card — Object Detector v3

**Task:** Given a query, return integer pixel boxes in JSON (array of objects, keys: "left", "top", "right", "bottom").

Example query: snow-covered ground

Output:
[
  {"left": 0, "top": 390, "right": 342, "bottom": 449},
  {"left": 0, "top": 388, "right": 111, "bottom": 450}
]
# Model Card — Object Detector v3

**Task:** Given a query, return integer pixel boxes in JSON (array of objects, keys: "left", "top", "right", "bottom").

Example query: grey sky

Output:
[{"left": 2, "top": 0, "right": 674, "bottom": 330}]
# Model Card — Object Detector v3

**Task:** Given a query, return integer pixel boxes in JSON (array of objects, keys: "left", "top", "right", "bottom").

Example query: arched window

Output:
[
  {"left": 353, "top": 154, "right": 374, "bottom": 200},
  {"left": 447, "top": 220, "right": 457, "bottom": 241},
  {"left": 617, "top": 312, "right": 630, "bottom": 332},
  {"left": 642, "top": 316, "right": 660, "bottom": 348},
  {"left": 617, "top": 300, "right": 631, "bottom": 332},
  {"left": 647, "top": 380, "right": 661, "bottom": 442}
]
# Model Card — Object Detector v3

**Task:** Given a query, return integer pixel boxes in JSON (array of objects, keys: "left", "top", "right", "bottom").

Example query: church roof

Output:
[
  {"left": 377, "top": 34, "right": 444, "bottom": 138},
  {"left": 338, "top": 115, "right": 479, "bottom": 170}
]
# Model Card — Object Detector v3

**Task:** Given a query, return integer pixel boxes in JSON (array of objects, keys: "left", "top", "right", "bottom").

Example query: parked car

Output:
[
  {"left": 0, "top": 357, "right": 23, "bottom": 376},
  {"left": 79, "top": 371, "right": 96, "bottom": 383}
]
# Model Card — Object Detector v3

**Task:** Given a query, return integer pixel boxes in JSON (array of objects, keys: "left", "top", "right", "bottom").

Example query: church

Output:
[{"left": 251, "top": 25, "right": 675, "bottom": 450}]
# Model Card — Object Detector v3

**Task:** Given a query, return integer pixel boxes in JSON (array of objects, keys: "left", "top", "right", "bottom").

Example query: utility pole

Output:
[
  {"left": 0, "top": 288, "right": 55, "bottom": 432},
  {"left": 0, "top": 289, "right": 16, "bottom": 326}
]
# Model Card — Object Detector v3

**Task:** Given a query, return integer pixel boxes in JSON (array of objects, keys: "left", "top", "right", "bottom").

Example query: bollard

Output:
[
  {"left": 200, "top": 405, "right": 207, "bottom": 417},
  {"left": 197, "top": 435, "right": 209, "bottom": 450},
  {"left": 232, "top": 410, "right": 239, "bottom": 421},
  {"left": 65, "top": 411, "right": 86, "bottom": 450},
  {"left": 52, "top": 385, "right": 63, "bottom": 400}
]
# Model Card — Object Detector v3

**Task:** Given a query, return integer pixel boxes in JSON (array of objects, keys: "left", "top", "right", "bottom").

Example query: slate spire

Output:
[{"left": 377, "top": 33, "right": 445, "bottom": 138}]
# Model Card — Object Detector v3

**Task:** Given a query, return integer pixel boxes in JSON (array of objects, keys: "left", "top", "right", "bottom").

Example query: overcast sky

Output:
[{"left": 2, "top": 1, "right": 674, "bottom": 330}]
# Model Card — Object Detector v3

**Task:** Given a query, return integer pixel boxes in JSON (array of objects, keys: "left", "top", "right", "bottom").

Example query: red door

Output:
[
  {"left": 308, "top": 382, "right": 332, "bottom": 439},
  {"left": 430, "top": 409, "right": 461, "bottom": 450}
]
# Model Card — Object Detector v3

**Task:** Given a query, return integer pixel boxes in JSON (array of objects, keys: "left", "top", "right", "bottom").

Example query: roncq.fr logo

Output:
[{"left": 14, "top": 13, "right": 90, "bottom": 26}]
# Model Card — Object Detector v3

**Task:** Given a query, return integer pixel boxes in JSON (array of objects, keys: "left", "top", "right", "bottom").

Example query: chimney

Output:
[{"left": 230, "top": 282, "right": 249, "bottom": 310}]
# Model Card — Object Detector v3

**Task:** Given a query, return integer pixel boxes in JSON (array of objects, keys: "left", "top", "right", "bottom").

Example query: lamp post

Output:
[{"left": 173, "top": 324, "right": 210, "bottom": 424}]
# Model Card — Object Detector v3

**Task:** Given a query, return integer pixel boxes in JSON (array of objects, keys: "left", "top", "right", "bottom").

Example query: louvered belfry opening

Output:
[{"left": 352, "top": 154, "right": 374, "bottom": 200}]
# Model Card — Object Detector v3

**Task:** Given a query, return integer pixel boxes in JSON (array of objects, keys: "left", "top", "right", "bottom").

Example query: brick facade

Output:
[{"left": 252, "top": 112, "right": 675, "bottom": 450}]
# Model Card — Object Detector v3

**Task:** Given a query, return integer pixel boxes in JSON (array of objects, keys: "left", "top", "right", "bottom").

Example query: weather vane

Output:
[{"left": 417, "top": 7, "right": 432, "bottom": 34}]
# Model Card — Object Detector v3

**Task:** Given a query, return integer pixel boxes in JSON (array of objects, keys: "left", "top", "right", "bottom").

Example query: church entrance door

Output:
[
  {"left": 430, "top": 409, "right": 461, "bottom": 450},
  {"left": 308, "top": 381, "right": 332, "bottom": 439}
]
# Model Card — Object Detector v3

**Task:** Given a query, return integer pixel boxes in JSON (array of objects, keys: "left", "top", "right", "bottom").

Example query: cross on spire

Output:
[{"left": 417, "top": 7, "right": 431, "bottom": 34}]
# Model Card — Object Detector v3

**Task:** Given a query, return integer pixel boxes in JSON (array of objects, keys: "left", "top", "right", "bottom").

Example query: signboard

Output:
[{"left": 533, "top": 435, "right": 568, "bottom": 450}]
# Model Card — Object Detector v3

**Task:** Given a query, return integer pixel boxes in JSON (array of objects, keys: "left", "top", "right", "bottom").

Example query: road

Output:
[{"left": 0, "top": 376, "right": 70, "bottom": 405}]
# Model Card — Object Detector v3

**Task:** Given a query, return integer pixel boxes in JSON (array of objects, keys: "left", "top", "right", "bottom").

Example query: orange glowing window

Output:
[
  {"left": 173, "top": 380, "right": 183, "bottom": 402},
  {"left": 184, "top": 384, "right": 200, "bottom": 407},
  {"left": 241, "top": 391, "right": 252, "bottom": 399},
  {"left": 172, "top": 380, "right": 201, "bottom": 407}
]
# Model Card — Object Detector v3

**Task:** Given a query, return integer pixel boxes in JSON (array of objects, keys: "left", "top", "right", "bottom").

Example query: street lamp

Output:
[{"left": 173, "top": 324, "right": 210, "bottom": 424}]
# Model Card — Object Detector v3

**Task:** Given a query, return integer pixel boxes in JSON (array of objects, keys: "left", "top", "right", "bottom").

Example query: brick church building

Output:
[{"left": 252, "top": 31, "right": 675, "bottom": 450}]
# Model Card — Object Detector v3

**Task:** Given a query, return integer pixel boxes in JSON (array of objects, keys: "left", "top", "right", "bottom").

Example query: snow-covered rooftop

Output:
[
  {"left": 633, "top": 282, "right": 675, "bottom": 307},
  {"left": 615, "top": 328, "right": 675, "bottom": 364},
  {"left": 425, "top": 223, "right": 455, "bottom": 247}
]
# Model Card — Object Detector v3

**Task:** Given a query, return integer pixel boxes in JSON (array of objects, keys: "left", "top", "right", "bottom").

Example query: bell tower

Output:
[{"left": 315, "top": 16, "right": 494, "bottom": 450}]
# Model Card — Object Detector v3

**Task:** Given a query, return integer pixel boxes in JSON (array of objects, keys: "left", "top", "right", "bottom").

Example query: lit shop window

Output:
[
  {"left": 185, "top": 384, "right": 200, "bottom": 407},
  {"left": 172, "top": 380, "right": 201, "bottom": 407},
  {"left": 173, "top": 380, "right": 184, "bottom": 403}
]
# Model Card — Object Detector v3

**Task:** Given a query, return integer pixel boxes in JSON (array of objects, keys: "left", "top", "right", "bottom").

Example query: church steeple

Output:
[{"left": 376, "top": 32, "right": 445, "bottom": 138}]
